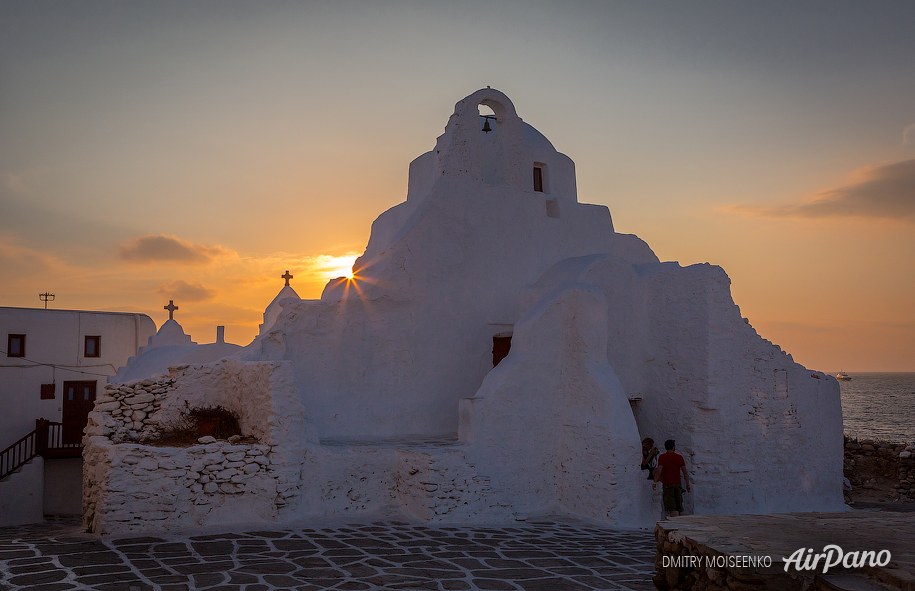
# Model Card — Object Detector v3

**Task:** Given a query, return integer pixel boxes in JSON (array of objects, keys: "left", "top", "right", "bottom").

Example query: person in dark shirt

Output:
[
  {"left": 652, "top": 439, "right": 691, "bottom": 517},
  {"left": 641, "top": 438, "right": 659, "bottom": 480}
]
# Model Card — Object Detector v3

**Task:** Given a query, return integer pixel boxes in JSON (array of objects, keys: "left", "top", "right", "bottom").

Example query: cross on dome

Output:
[
  {"left": 164, "top": 300, "right": 178, "bottom": 320},
  {"left": 282, "top": 270, "right": 293, "bottom": 287}
]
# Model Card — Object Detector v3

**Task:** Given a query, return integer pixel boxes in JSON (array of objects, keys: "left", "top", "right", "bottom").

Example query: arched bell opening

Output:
[{"left": 478, "top": 102, "right": 506, "bottom": 186}]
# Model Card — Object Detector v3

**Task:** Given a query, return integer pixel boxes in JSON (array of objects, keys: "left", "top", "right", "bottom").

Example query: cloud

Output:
[
  {"left": 2, "top": 167, "right": 53, "bottom": 197},
  {"left": 156, "top": 280, "right": 216, "bottom": 303},
  {"left": 728, "top": 158, "right": 915, "bottom": 223},
  {"left": 905, "top": 123, "right": 915, "bottom": 145},
  {"left": 0, "top": 234, "right": 58, "bottom": 275},
  {"left": 3, "top": 173, "right": 29, "bottom": 196},
  {"left": 118, "top": 234, "right": 234, "bottom": 264}
]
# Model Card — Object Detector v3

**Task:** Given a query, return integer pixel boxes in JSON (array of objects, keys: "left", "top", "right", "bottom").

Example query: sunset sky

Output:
[{"left": 2, "top": 1, "right": 913, "bottom": 371}]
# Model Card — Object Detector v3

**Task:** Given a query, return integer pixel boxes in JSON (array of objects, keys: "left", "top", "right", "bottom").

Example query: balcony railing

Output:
[{"left": 0, "top": 419, "right": 84, "bottom": 481}]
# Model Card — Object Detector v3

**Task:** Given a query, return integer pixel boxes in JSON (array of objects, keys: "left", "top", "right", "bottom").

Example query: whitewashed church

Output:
[{"left": 81, "top": 89, "right": 845, "bottom": 533}]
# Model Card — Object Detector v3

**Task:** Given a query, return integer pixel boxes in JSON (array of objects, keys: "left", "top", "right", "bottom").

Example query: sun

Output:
[{"left": 322, "top": 255, "right": 358, "bottom": 280}]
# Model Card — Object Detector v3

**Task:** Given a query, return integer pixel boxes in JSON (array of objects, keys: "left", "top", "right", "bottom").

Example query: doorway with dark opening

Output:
[
  {"left": 492, "top": 333, "right": 512, "bottom": 367},
  {"left": 62, "top": 381, "right": 96, "bottom": 445}
]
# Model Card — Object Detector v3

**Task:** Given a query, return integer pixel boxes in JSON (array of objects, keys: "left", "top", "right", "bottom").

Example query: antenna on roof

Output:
[{"left": 39, "top": 292, "right": 55, "bottom": 309}]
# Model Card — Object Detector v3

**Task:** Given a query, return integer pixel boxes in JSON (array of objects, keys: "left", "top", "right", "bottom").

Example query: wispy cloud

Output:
[
  {"left": 727, "top": 158, "right": 915, "bottom": 223},
  {"left": 904, "top": 123, "right": 915, "bottom": 145},
  {"left": 156, "top": 279, "right": 216, "bottom": 302},
  {"left": 2, "top": 167, "right": 53, "bottom": 196},
  {"left": 0, "top": 234, "right": 59, "bottom": 274},
  {"left": 118, "top": 234, "right": 234, "bottom": 264}
]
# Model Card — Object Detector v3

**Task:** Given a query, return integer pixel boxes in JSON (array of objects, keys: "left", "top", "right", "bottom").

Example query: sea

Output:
[{"left": 838, "top": 372, "right": 915, "bottom": 443}]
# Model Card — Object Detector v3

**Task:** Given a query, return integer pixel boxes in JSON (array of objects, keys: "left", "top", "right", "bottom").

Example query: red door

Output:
[{"left": 62, "top": 381, "right": 96, "bottom": 445}]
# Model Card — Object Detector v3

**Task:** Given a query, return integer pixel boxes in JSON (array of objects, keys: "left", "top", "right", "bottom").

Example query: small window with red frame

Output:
[
  {"left": 7, "top": 334, "right": 25, "bottom": 357},
  {"left": 85, "top": 335, "right": 101, "bottom": 358}
]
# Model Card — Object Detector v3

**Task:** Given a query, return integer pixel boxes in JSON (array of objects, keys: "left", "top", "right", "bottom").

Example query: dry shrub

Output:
[{"left": 146, "top": 404, "right": 247, "bottom": 447}]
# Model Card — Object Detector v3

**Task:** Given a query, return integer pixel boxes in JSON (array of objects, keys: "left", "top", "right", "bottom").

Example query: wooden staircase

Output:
[{"left": 0, "top": 419, "right": 83, "bottom": 481}]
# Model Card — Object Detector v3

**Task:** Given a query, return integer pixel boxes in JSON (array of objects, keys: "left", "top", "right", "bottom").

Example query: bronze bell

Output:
[{"left": 482, "top": 117, "right": 492, "bottom": 133}]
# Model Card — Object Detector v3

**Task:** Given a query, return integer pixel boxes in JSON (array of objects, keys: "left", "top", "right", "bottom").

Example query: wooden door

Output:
[{"left": 62, "top": 381, "right": 96, "bottom": 445}]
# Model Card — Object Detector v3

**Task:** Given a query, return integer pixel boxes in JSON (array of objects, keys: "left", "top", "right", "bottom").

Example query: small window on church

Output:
[
  {"left": 533, "top": 167, "right": 543, "bottom": 192},
  {"left": 7, "top": 334, "right": 25, "bottom": 357},
  {"left": 85, "top": 336, "right": 101, "bottom": 358}
]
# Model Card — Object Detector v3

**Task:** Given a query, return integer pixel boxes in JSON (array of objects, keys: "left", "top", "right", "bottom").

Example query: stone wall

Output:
[
  {"left": 83, "top": 438, "right": 292, "bottom": 533},
  {"left": 394, "top": 449, "right": 509, "bottom": 522},
  {"left": 845, "top": 438, "right": 915, "bottom": 502},
  {"left": 83, "top": 359, "right": 305, "bottom": 534},
  {"left": 86, "top": 376, "right": 171, "bottom": 443}
]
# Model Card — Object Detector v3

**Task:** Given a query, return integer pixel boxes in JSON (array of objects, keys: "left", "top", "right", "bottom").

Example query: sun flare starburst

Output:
[{"left": 320, "top": 255, "right": 358, "bottom": 280}]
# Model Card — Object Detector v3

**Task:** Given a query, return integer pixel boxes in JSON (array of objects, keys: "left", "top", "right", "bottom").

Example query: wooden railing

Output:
[
  {"left": 0, "top": 427, "right": 38, "bottom": 481},
  {"left": 0, "top": 419, "right": 84, "bottom": 481}
]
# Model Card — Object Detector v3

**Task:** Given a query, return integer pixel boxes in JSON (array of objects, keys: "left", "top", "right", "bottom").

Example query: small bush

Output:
[
  {"left": 146, "top": 404, "right": 248, "bottom": 447},
  {"left": 189, "top": 405, "right": 241, "bottom": 439}
]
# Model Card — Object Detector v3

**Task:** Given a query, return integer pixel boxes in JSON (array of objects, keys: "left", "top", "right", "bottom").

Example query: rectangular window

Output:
[
  {"left": 533, "top": 167, "right": 543, "bottom": 192},
  {"left": 7, "top": 334, "right": 25, "bottom": 357},
  {"left": 84, "top": 335, "right": 101, "bottom": 358}
]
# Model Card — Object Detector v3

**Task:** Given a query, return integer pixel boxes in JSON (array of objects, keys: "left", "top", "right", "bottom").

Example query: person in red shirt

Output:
[{"left": 652, "top": 439, "right": 691, "bottom": 517}]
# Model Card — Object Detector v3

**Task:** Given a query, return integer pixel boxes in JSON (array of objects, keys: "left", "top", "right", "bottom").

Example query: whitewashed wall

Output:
[
  {"left": 83, "top": 360, "right": 306, "bottom": 533},
  {"left": 0, "top": 308, "right": 155, "bottom": 450},
  {"left": 85, "top": 88, "right": 844, "bottom": 528}
]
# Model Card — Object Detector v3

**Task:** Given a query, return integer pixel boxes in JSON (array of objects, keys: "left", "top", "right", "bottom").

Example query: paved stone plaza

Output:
[{"left": 0, "top": 519, "right": 656, "bottom": 591}]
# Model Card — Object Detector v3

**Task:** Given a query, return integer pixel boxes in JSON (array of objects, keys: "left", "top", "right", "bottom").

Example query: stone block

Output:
[
  {"left": 125, "top": 393, "right": 156, "bottom": 405},
  {"left": 137, "top": 458, "right": 159, "bottom": 471}
]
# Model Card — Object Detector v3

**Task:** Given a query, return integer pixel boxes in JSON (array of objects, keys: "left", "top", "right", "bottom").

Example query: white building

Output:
[
  {"left": 0, "top": 306, "right": 156, "bottom": 525},
  {"left": 0, "top": 307, "right": 156, "bottom": 452},
  {"left": 83, "top": 89, "right": 845, "bottom": 533}
]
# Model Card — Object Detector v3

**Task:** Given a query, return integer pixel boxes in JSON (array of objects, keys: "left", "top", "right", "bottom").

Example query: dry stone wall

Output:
[
  {"left": 83, "top": 360, "right": 306, "bottom": 534},
  {"left": 394, "top": 449, "right": 510, "bottom": 522},
  {"left": 845, "top": 438, "right": 915, "bottom": 502},
  {"left": 83, "top": 438, "right": 295, "bottom": 533},
  {"left": 86, "top": 376, "right": 172, "bottom": 443}
]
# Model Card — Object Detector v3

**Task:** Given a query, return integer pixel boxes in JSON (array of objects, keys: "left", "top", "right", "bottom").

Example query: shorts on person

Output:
[{"left": 662, "top": 483, "right": 684, "bottom": 512}]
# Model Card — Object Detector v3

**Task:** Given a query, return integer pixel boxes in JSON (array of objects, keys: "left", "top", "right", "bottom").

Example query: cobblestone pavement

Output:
[{"left": 0, "top": 519, "right": 656, "bottom": 591}]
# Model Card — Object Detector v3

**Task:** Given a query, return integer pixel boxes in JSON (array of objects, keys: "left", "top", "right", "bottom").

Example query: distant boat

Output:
[{"left": 836, "top": 372, "right": 852, "bottom": 381}]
